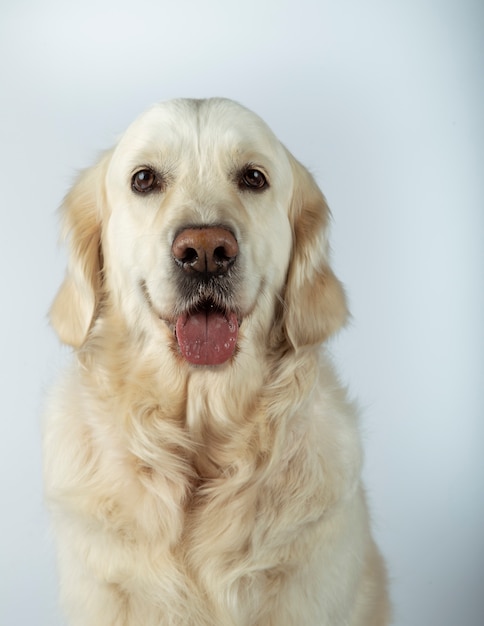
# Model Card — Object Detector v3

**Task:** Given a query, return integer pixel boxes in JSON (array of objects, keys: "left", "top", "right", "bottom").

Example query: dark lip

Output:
[
  {"left": 140, "top": 279, "right": 244, "bottom": 332},
  {"left": 175, "top": 297, "right": 243, "bottom": 329},
  {"left": 187, "top": 297, "right": 229, "bottom": 317}
]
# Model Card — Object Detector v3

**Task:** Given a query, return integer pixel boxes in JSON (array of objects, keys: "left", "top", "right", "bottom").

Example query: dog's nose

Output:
[{"left": 172, "top": 227, "right": 238, "bottom": 275}]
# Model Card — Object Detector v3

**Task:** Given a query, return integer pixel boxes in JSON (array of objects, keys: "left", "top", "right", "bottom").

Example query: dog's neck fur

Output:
[{"left": 76, "top": 303, "right": 319, "bottom": 486}]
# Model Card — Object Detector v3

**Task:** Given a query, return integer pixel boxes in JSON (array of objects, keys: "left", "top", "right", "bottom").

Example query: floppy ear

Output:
[
  {"left": 282, "top": 154, "right": 349, "bottom": 349},
  {"left": 50, "top": 151, "right": 111, "bottom": 348}
]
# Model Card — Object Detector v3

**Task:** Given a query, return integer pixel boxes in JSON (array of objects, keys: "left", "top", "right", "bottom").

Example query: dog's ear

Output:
[
  {"left": 282, "top": 154, "right": 349, "bottom": 349},
  {"left": 50, "top": 151, "right": 111, "bottom": 348}
]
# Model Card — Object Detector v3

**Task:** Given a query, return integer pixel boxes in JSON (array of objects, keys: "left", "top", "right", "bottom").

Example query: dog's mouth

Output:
[{"left": 174, "top": 299, "right": 239, "bottom": 366}]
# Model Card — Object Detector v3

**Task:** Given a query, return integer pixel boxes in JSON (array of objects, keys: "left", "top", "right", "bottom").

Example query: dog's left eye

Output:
[
  {"left": 131, "top": 168, "right": 161, "bottom": 194},
  {"left": 240, "top": 168, "right": 268, "bottom": 190}
]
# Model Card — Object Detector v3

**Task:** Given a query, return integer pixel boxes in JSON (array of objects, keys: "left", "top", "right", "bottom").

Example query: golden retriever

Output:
[{"left": 44, "top": 98, "right": 390, "bottom": 625}]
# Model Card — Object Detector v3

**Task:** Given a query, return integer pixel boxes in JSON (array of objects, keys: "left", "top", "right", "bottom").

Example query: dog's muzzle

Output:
[{"left": 172, "top": 226, "right": 240, "bottom": 365}]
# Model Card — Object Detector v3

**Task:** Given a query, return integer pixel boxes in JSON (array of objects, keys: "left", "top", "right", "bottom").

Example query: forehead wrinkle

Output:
[
  {"left": 121, "top": 101, "right": 200, "bottom": 160},
  {"left": 113, "top": 99, "right": 290, "bottom": 196},
  {"left": 195, "top": 130, "right": 277, "bottom": 189}
]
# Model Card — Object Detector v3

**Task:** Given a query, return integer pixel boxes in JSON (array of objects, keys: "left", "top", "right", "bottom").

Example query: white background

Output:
[{"left": 1, "top": 1, "right": 483, "bottom": 624}]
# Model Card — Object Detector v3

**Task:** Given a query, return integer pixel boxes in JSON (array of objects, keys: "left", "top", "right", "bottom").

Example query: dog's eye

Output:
[
  {"left": 131, "top": 168, "right": 161, "bottom": 194},
  {"left": 240, "top": 168, "right": 268, "bottom": 191}
]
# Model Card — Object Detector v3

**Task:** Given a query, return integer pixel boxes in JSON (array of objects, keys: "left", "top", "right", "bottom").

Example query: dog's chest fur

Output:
[{"left": 46, "top": 329, "right": 357, "bottom": 622}]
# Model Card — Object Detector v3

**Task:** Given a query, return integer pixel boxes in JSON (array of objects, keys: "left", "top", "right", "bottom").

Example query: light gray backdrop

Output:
[{"left": 1, "top": 1, "right": 483, "bottom": 625}]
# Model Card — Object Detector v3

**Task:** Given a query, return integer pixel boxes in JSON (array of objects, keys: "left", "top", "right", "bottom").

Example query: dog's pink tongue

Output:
[{"left": 176, "top": 311, "right": 238, "bottom": 365}]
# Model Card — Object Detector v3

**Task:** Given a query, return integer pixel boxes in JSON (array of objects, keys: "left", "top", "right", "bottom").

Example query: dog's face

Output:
[
  {"left": 51, "top": 98, "right": 348, "bottom": 364},
  {"left": 104, "top": 99, "right": 293, "bottom": 364}
]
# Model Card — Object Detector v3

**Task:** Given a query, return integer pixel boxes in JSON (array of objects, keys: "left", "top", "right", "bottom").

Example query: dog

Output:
[{"left": 44, "top": 98, "right": 390, "bottom": 625}]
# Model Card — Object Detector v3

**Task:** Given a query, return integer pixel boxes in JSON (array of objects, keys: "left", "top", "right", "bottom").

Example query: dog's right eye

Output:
[{"left": 131, "top": 168, "right": 161, "bottom": 194}]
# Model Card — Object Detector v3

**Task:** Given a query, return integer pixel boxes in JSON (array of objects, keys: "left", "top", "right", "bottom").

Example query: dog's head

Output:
[{"left": 50, "top": 98, "right": 347, "bottom": 364}]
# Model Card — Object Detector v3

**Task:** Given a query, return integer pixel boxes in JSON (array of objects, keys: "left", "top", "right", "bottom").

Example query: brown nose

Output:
[{"left": 172, "top": 227, "right": 238, "bottom": 275}]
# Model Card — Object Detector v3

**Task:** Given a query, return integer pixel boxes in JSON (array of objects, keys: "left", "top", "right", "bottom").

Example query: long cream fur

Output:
[{"left": 44, "top": 98, "right": 390, "bottom": 625}]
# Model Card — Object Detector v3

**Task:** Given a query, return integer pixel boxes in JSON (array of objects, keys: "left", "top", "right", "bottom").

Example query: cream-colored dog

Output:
[{"left": 44, "top": 98, "right": 390, "bottom": 625}]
